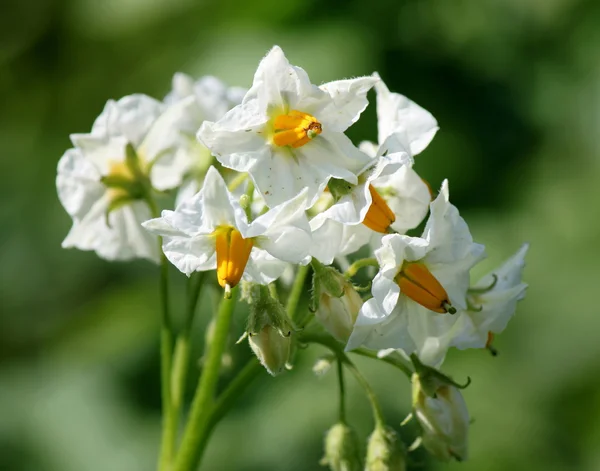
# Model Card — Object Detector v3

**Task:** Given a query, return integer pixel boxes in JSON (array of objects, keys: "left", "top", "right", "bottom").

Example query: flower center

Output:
[
  {"left": 395, "top": 262, "right": 455, "bottom": 314},
  {"left": 214, "top": 226, "right": 253, "bottom": 291},
  {"left": 272, "top": 110, "right": 322, "bottom": 148},
  {"left": 362, "top": 185, "right": 396, "bottom": 233}
]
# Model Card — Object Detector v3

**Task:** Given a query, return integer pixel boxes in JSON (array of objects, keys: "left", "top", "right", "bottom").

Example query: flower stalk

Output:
[{"left": 173, "top": 288, "right": 238, "bottom": 471}]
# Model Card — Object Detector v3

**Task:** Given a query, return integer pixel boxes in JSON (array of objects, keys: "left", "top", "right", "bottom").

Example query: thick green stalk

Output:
[
  {"left": 337, "top": 358, "right": 346, "bottom": 424},
  {"left": 171, "top": 273, "right": 206, "bottom": 426},
  {"left": 157, "top": 251, "right": 176, "bottom": 471},
  {"left": 173, "top": 289, "right": 238, "bottom": 471},
  {"left": 286, "top": 264, "right": 309, "bottom": 324},
  {"left": 193, "top": 358, "right": 263, "bottom": 457},
  {"left": 147, "top": 192, "right": 177, "bottom": 471}
]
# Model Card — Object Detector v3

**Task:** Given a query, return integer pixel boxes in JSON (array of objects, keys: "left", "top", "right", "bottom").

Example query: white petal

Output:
[
  {"left": 346, "top": 298, "right": 416, "bottom": 353},
  {"left": 406, "top": 305, "right": 473, "bottom": 366},
  {"left": 375, "top": 74, "right": 438, "bottom": 155},
  {"left": 244, "top": 250, "right": 288, "bottom": 285},
  {"left": 63, "top": 197, "right": 159, "bottom": 263},
  {"left": 373, "top": 165, "right": 431, "bottom": 234},
  {"left": 56, "top": 148, "right": 104, "bottom": 220},
  {"left": 422, "top": 180, "right": 486, "bottom": 309},
  {"left": 465, "top": 243, "right": 529, "bottom": 338},
  {"left": 69, "top": 134, "right": 128, "bottom": 175},
  {"left": 248, "top": 45, "right": 325, "bottom": 113},
  {"left": 197, "top": 100, "right": 270, "bottom": 173},
  {"left": 323, "top": 151, "right": 410, "bottom": 226},
  {"left": 142, "top": 96, "right": 200, "bottom": 190},
  {"left": 309, "top": 216, "right": 373, "bottom": 264},
  {"left": 165, "top": 72, "right": 195, "bottom": 104},
  {"left": 248, "top": 189, "right": 311, "bottom": 263},
  {"left": 161, "top": 233, "right": 216, "bottom": 276},
  {"left": 299, "top": 130, "right": 370, "bottom": 181},
  {"left": 92, "top": 95, "right": 164, "bottom": 148},
  {"left": 474, "top": 243, "right": 529, "bottom": 291},
  {"left": 319, "top": 76, "right": 379, "bottom": 132},
  {"left": 247, "top": 146, "right": 326, "bottom": 208}
]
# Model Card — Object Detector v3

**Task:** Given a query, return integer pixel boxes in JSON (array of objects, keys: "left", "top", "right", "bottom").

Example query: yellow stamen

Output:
[
  {"left": 396, "top": 262, "right": 453, "bottom": 314},
  {"left": 272, "top": 110, "right": 322, "bottom": 148},
  {"left": 214, "top": 226, "right": 253, "bottom": 290},
  {"left": 362, "top": 185, "right": 396, "bottom": 233}
]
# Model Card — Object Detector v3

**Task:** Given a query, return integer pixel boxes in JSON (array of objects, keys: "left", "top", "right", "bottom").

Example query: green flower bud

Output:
[
  {"left": 311, "top": 259, "right": 346, "bottom": 302},
  {"left": 412, "top": 373, "right": 469, "bottom": 462},
  {"left": 248, "top": 325, "right": 291, "bottom": 376},
  {"left": 365, "top": 426, "right": 406, "bottom": 471},
  {"left": 320, "top": 422, "right": 362, "bottom": 471},
  {"left": 245, "top": 284, "right": 294, "bottom": 376},
  {"left": 316, "top": 281, "right": 363, "bottom": 342}
]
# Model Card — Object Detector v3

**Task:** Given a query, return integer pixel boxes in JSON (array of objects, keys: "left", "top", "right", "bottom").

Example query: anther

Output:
[{"left": 272, "top": 110, "right": 322, "bottom": 148}]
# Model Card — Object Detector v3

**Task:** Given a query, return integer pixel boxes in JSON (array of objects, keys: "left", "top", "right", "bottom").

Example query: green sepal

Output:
[
  {"left": 327, "top": 178, "right": 356, "bottom": 202},
  {"left": 104, "top": 194, "right": 134, "bottom": 227},
  {"left": 311, "top": 259, "right": 345, "bottom": 298},
  {"left": 410, "top": 354, "right": 471, "bottom": 398},
  {"left": 246, "top": 284, "right": 294, "bottom": 336}
]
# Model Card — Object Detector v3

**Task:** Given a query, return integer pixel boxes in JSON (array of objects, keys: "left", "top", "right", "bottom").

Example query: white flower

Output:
[
  {"left": 374, "top": 73, "right": 439, "bottom": 156},
  {"left": 197, "top": 45, "right": 377, "bottom": 208},
  {"left": 57, "top": 94, "right": 192, "bottom": 262},
  {"left": 346, "top": 181, "right": 486, "bottom": 365},
  {"left": 325, "top": 143, "right": 412, "bottom": 228},
  {"left": 447, "top": 244, "right": 529, "bottom": 353},
  {"left": 142, "top": 166, "right": 311, "bottom": 290},
  {"left": 309, "top": 216, "right": 373, "bottom": 265},
  {"left": 165, "top": 73, "right": 246, "bottom": 121},
  {"left": 162, "top": 73, "right": 247, "bottom": 205},
  {"left": 359, "top": 74, "right": 436, "bottom": 235}
]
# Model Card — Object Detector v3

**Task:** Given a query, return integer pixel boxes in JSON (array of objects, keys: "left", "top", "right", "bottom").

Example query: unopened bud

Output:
[
  {"left": 412, "top": 373, "right": 469, "bottom": 462},
  {"left": 245, "top": 284, "right": 294, "bottom": 376},
  {"left": 365, "top": 426, "right": 406, "bottom": 471},
  {"left": 316, "top": 281, "right": 363, "bottom": 342},
  {"left": 320, "top": 422, "right": 362, "bottom": 471},
  {"left": 248, "top": 325, "right": 291, "bottom": 376}
]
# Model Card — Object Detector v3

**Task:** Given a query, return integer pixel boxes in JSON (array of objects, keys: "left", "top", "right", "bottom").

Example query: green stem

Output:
[
  {"left": 157, "top": 251, "right": 176, "bottom": 471},
  {"left": 337, "top": 359, "right": 346, "bottom": 424},
  {"left": 173, "top": 288, "right": 238, "bottom": 471},
  {"left": 352, "top": 348, "right": 413, "bottom": 379},
  {"left": 345, "top": 257, "right": 379, "bottom": 278},
  {"left": 299, "top": 332, "right": 385, "bottom": 428},
  {"left": 147, "top": 195, "right": 177, "bottom": 471},
  {"left": 170, "top": 272, "right": 207, "bottom": 450},
  {"left": 227, "top": 172, "right": 248, "bottom": 192},
  {"left": 343, "top": 359, "right": 385, "bottom": 428},
  {"left": 286, "top": 264, "right": 310, "bottom": 324},
  {"left": 194, "top": 358, "right": 263, "bottom": 456}
]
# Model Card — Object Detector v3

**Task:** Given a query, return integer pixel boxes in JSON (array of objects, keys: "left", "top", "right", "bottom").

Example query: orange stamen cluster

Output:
[
  {"left": 272, "top": 110, "right": 322, "bottom": 148},
  {"left": 214, "top": 226, "right": 253, "bottom": 290},
  {"left": 363, "top": 185, "right": 396, "bottom": 233},
  {"left": 396, "top": 262, "right": 454, "bottom": 314}
]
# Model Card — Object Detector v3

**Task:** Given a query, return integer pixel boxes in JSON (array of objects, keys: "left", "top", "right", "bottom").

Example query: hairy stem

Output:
[
  {"left": 299, "top": 332, "right": 386, "bottom": 428},
  {"left": 286, "top": 264, "right": 310, "bottom": 324},
  {"left": 173, "top": 289, "right": 238, "bottom": 471}
]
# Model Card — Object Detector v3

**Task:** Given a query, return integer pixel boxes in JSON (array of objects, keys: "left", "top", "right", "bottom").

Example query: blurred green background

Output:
[{"left": 2, "top": 0, "right": 599, "bottom": 470}]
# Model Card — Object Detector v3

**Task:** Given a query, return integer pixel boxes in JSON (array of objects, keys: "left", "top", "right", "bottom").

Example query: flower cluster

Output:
[{"left": 57, "top": 45, "right": 528, "bottom": 468}]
